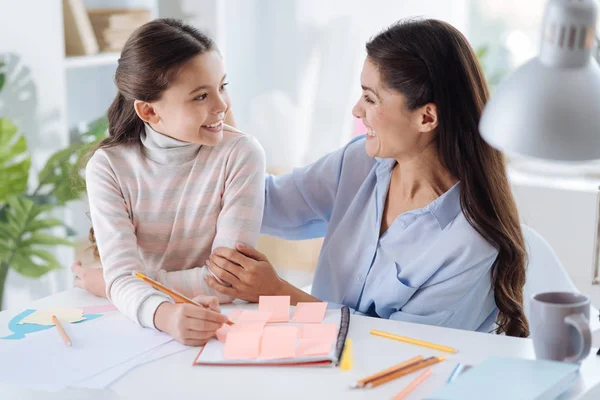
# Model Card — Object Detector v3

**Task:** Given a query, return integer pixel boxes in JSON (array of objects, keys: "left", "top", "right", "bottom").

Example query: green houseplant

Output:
[{"left": 0, "top": 59, "right": 107, "bottom": 309}]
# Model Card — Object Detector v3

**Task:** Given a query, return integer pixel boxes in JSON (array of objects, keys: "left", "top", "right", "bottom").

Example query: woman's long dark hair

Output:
[
  {"left": 88, "top": 18, "right": 216, "bottom": 258},
  {"left": 366, "top": 19, "right": 528, "bottom": 337}
]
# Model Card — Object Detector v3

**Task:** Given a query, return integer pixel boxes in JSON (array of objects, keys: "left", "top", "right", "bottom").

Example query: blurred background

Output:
[{"left": 1, "top": 0, "right": 599, "bottom": 311}]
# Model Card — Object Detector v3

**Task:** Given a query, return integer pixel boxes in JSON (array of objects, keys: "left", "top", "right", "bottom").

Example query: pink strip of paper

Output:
[{"left": 81, "top": 304, "right": 118, "bottom": 314}]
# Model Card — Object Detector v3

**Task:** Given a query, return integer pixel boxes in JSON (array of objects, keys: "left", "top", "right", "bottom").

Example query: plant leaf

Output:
[
  {"left": 37, "top": 143, "right": 86, "bottom": 205},
  {"left": 2, "top": 196, "right": 70, "bottom": 277},
  {"left": 26, "top": 218, "right": 63, "bottom": 232},
  {"left": 11, "top": 251, "right": 61, "bottom": 278},
  {"left": 0, "top": 118, "right": 30, "bottom": 202},
  {"left": 20, "top": 233, "right": 73, "bottom": 248},
  {"left": 82, "top": 116, "right": 108, "bottom": 142}
]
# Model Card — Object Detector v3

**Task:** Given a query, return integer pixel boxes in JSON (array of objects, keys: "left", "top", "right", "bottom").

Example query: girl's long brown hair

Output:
[
  {"left": 367, "top": 19, "right": 528, "bottom": 337},
  {"left": 87, "top": 18, "right": 216, "bottom": 259}
]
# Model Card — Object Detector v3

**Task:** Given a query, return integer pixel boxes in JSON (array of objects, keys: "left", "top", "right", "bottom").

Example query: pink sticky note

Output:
[
  {"left": 216, "top": 323, "right": 231, "bottom": 343},
  {"left": 230, "top": 322, "right": 265, "bottom": 333},
  {"left": 224, "top": 331, "right": 262, "bottom": 360},
  {"left": 301, "top": 323, "right": 338, "bottom": 342},
  {"left": 296, "top": 338, "right": 334, "bottom": 357},
  {"left": 236, "top": 310, "right": 272, "bottom": 325},
  {"left": 258, "top": 296, "right": 290, "bottom": 322},
  {"left": 227, "top": 309, "right": 244, "bottom": 322},
  {"left": 291, "top": 302, "right": 328, "bottom": 323},
  {"left": 81, "top": 304, "right": 118, "bottom": 314},
  {"left": 260, "top": 326, "right": 298, "bottom": 360}
]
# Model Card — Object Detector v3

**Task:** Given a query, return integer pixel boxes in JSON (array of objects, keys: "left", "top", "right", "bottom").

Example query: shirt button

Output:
[{"left": 356, "top": 275, "right": 363, "bottom": 282}]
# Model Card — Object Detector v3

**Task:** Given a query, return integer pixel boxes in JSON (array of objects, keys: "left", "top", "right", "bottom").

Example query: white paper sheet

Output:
[
  {"left": 70, "top": 340, "right": 191, "bottom": 389},
  {"left": 0, "top": 312, "right": 173, "bottom": 392}
]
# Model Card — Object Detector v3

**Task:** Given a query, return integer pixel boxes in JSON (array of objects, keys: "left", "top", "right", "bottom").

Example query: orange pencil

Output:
[
  {"left": 52, "top": 315, "right": 72, "bottom": 346},
  {"left": 366, "top": 356, "right": 444, "bottom": 388},
  {"left": 392, "top": 368, "right": 432, "bottom": 400},
  {"left": 351, "top": 356, "right": 424, "bottom": 388},
  {"left": 132, "top": 272, "right": 233, "bottom": 325}
]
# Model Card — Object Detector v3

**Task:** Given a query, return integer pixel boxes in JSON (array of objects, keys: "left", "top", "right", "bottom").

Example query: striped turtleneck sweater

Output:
[{"left": 85, "top": 123, "right": 265, "bottom": 329}]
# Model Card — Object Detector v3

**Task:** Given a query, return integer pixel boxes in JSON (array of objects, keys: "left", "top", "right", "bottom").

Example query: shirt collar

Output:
[
  {"left": 429, "top": 182, "right": 461, "bottom": 229},
  {"left": 140, "top": 123, "right": 201, "bottom": 165},
  {"left": 375, "top": 158, "right": 461, "bottom": 229}
]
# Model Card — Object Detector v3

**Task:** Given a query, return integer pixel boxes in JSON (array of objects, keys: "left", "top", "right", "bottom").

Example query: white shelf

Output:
[{"left": 64, "top": 52, "right": 120, "bottom": 69}]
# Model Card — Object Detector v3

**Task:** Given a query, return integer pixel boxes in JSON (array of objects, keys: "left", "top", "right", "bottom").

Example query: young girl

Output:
[{"left": 80, "top": 19, "right": 265, "bottom": 346}]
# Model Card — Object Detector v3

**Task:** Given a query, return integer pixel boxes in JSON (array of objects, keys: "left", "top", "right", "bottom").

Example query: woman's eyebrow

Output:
[{"left": 361, "top": 85, "right": 381, "bottom": 101}]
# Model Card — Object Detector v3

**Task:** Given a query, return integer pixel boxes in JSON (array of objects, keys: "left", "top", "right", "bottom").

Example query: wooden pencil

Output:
[
  {"left": 392, "top": 367, "right": 432, "bottom": 400},
  {"left": 371, "top": 329, "right": 458, "bottom": 353},
  {"left": 366, "top": 356, "right": 444, "bottom": 388},
  {"left": 52, "top": 315, "right": 72, "bottom": 346},
  {"left": 352, "top": 355, "right": 424, "bottom": 388},
  {"left": 133, "top": 271, "right": 233, "bottom": 325}
]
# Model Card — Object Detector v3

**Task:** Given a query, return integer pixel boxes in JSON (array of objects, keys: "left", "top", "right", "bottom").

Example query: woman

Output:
[
  {"left": 75, "top": 18, "right": 528, "bottom": 337},
  {"left": 204, "top": 18, "right": 528, "bottom": 337}
]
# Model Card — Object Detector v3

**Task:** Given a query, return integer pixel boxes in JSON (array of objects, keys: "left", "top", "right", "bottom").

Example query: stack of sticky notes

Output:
[{"left": 215, "top": 296, "right": 337, "bottom": 361}]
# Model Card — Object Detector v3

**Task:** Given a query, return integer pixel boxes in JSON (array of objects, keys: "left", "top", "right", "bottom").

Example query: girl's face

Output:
[
  {"left": 352, "top": 57, "right": 437, "bottom": 160},
  {"left": 138, "top": 50, "right": 231, "bottom": 146}
]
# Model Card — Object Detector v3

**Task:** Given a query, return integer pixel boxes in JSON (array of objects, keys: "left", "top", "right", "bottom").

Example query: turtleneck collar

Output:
[{"left": 140, "top": 123, "right": 201, "bottom": 165}]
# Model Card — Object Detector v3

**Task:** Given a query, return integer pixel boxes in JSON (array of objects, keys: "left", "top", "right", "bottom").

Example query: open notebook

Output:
[{"left": 193, "top": 306, "right": 350, "bottom": 367}]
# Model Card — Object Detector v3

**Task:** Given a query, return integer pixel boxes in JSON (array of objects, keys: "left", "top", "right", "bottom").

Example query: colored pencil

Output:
[
  {"left": 371, "top": 329, "right": 458, "bottom": 353},
  {"left": 351, "top": 355, "right": 424, "bottom": 388},
  {"left": 366, "top": 356, "right": 444, "bottom": 388},
  {"left": 52, "top": 315, "right": 72, "bottom": 346},
  {"left": 392, "top": 367, "right": 432, "bottom": 399},
  {"left": 132, "top": 271, "right": 233, "bottom": 325}
]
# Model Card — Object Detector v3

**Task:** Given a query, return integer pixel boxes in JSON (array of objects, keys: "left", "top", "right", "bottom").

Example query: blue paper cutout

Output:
[{"left": 1, "top": 309, "right": 103, "bottom": 340}]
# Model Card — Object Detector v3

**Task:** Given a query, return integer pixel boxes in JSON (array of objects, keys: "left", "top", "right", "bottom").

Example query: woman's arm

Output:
[
  {"left": 261, "top": 143, "right": 349, "bottom": 240},
  {"left": 205, "top": 244, "right": 321, "bottom": 304}
]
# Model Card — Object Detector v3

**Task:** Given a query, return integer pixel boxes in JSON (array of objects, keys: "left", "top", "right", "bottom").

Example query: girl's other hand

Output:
[{"left": 72, "top": 261, "right": 107, "bottom": 298}]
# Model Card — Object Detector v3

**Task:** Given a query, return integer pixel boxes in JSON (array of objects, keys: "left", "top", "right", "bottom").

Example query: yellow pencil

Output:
[
  {"left": 52, "top": 315, "right": 72, "bottom": 347},
  {"left": 392, "top": 367, "right": 432, "bottom": 400},
  {"left": 370, "top": 329, "right": 458, "bottom": 353},
  {"left": 340, "top": 338, "right": 353, "bottom": 371},
  {"left": 133, "top": 272, "right": 233, "bottom": 325}
]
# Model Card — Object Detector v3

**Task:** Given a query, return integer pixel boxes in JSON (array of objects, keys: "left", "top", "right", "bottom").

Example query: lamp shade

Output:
[{"left": 479, "top": 0, "right": 600, "bottom": 161}]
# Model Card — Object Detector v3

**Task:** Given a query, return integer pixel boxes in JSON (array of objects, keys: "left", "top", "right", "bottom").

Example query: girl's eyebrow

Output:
[{"left": 188, "top": 74, "right": 227, "bottom": 95}]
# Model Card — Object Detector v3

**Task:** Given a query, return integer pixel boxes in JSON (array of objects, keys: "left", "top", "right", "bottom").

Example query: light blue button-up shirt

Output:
[{"left": 262, "top": 135, "right": 499, "bottom": 333}]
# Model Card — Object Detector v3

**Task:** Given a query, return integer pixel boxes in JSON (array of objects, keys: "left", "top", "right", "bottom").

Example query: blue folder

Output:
[{"left": 427, "top": 357, "right": 579, "bottom": 400}]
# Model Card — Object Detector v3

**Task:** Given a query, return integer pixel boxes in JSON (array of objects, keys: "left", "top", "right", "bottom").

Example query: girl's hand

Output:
[
  {"left": 154, "top": 295, "right": 229, "bottom": 346},
  {"left": 205, "top": 244, "right": 284, "bottom": 303},
  {"left": 72, "top": 261, "right": 107, "bottom": 298}
]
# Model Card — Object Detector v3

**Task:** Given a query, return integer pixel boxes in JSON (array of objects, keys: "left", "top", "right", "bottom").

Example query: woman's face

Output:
[
  {"left": 352, "top": 57, "right": 436, "bottom": 159},
  {"left": 140, "top": 50, "right": 231, "bottom": 146}
]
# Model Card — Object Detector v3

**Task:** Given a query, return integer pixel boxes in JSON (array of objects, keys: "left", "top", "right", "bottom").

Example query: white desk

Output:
[{"left": 1, "top": 289, "right": 600, "bottom": 400}]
